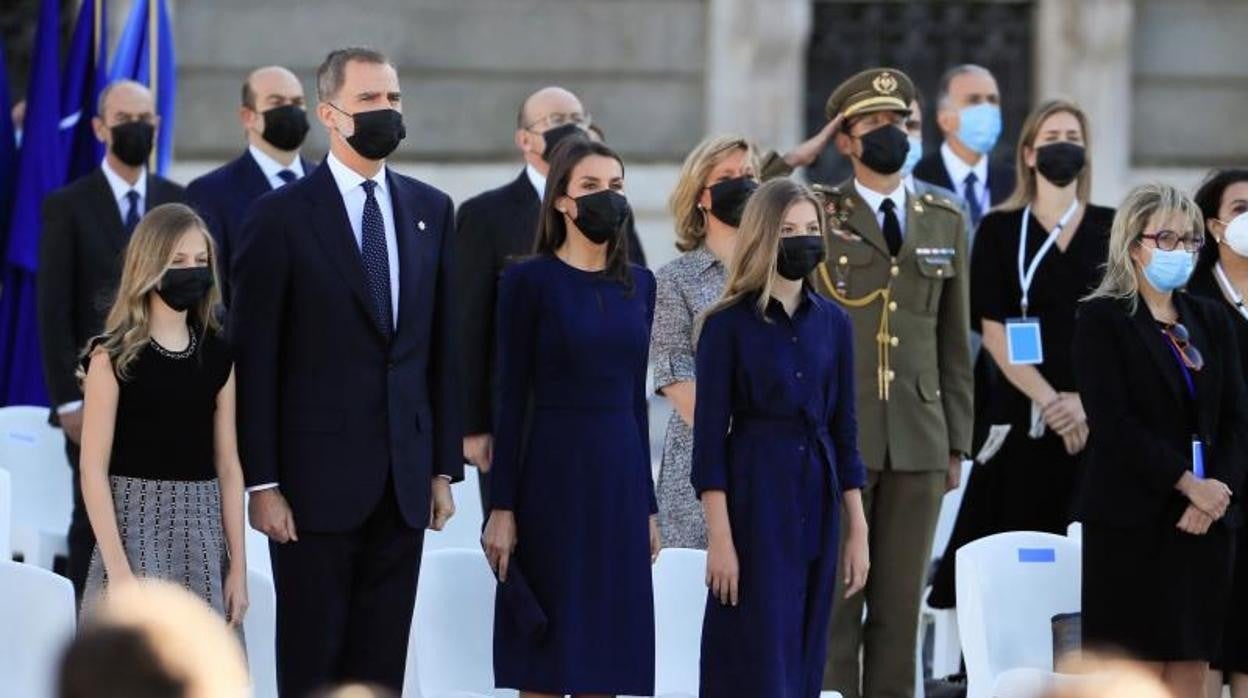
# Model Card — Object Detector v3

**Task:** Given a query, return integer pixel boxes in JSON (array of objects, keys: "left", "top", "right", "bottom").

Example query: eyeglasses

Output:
[
  {"left": 524, "top": 112, "right": 592, "bottom": 133},
  {"left": 1139, "top": 230, "right": 1205, "bottom": 252},
  {"left": 1161, "top": 322, "right": 1204, "bottom": 372}
]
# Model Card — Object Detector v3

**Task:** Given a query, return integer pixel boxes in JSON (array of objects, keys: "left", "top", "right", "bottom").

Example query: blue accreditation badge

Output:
[
  {"left": 1006, "top": 318, "right": 1044, "bottom": 365},
  {"left": 1192, "top": 439, "right": 1206, "bottom": 479}
]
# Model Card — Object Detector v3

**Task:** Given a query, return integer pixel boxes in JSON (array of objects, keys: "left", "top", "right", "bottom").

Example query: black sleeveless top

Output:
[{"left": 85, "top": 328, "right": 233, "bottom": 481}]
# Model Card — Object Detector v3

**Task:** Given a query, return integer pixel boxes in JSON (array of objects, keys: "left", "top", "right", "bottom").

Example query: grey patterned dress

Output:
[{"left": 651, "top": 245, "right": 726, "bottom": 549}]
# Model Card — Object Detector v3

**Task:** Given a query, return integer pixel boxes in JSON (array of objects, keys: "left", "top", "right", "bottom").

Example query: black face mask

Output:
[
  {"left": 857, "top": 124, "right": 910, "bottom": 175},
  {"left": 334, "top": 105, "right": 405, "bottom": 160},
  {"left": 707, "top": 177, "right": 759, "bottom": 228},
  {"left": 776, "top": 235, "right": 826, "bottom": 281},
  {"left": 571, "top": 190, "right": 631, "bottom": 245},
  {"left": 260, "top": 104, "right": 309, "bottom": 151},
  {"left": 156, "top": 267, "right": 214, "bottom": 312},
  {"left": 1035, "top": 142, "right": 1086, "bottom": 188},
  {"left": 111, "top": 121, "right": 155, "bottom": 167},
  {"left": 541, "top": 123, "right": 585, "bottom": 162}
]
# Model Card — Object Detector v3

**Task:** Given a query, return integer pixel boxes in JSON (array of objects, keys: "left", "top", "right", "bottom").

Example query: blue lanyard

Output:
[{"left": 1162, "top": 335, "right": 1197, "bottom": 400}]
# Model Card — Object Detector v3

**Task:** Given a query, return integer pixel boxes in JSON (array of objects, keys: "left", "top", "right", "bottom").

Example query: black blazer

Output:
[
  {"left": 231, "top": 161, "right": 463, "bottom": 532},
  {"left": 452, "top": 169, "right": 647, "bottom": 434},
  {"left": 913, "top": 150, "right": 1016, "bottom": 207},
  {"left": 1073, "top": 293, "right": 1248, "bottom": 528},
  {"left": 37, "top": 168, "right": 186, "bottom": 408},
  {"left": 185, "top": 150, "right": 316, "bottom": 305}
]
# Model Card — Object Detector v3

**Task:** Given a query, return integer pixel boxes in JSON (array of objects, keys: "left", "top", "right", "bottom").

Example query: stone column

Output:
[
  {"left": 1034, "top": 0, "right": 1135, "bottom": 204},
  {"left": 705, "top": 0, "right": 811, "bottom": 150}
]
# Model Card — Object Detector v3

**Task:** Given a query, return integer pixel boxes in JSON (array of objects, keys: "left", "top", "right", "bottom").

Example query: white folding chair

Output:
[
  {"left": 1066, "top": 521, "right": 1083, "bottom": 543},
  {"left": 403, "top": 548, "right": 516, "bottom": 698},
  {"left": 0, "top": 405, "right": 71, "bottom": 569},
  {"left": 652, "top": 548, "right": 707, "bottom": 697},
  {"left": 0, "top": 467, "right": 11, "bottom": 559},
  {"left": 956, "top": 531, "right": 1081, "bottom": 698},
  {"left": 244, "top": 568, "right": 278, "bottom": 698},
  {"left": 424, "top": 466, "right": 486, "bottom": 552},
  {"left": 916, "top": 458, "right": 973, "bottom": 693},
  {"left": 0, "top": 559, "right": 76, "bottom": 697}
]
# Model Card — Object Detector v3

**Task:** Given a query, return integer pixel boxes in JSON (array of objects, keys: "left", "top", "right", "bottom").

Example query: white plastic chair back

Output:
[
  {"left": 424, "top": 466, "right": 485, "bottom": 552},
  {"left": 404, "top": 548, "right": 514, "bottom": 698},
  {"left": 1066, "top": 521, "right": 1083, "bottom": 543},
  {"left": 244, "top": 505, "right": 272, "bottom": 575},
  {"left": 0, "top": 559, "right": 76, "bottom": 697},
  {"left": 956, "top": 531, "right": 1081, "bottom": 698},
  {"left": 931, "top": 458, "right": 973, "bottom": 561},
  {"left": 652, "top": 548, "right": 708, "bottom": 696},
  {"left": 0, "top": 406, "right": 70, "bottom": 568},
  {"left": 244, "top": 568, "right": 278, "bottom": 698},
  {"left": 0, "top": 467, "right": 11, "bottom": 558}
]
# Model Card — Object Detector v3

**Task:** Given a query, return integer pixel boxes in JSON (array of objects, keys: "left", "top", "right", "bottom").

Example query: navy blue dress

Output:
[
  {"left": 490, "top": 255, "right": 657, "bottom": 696},
  {"left": 692, "top": 288, "right": 867, "bottom": 698}
]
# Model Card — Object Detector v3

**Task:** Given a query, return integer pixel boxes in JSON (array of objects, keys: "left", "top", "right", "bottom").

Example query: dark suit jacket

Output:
[
  {"left": 37, "top": 168, "right": 186, "bottom": 408},
  {"left": 1073, "top": 293, "right": 1248, "bottom": 528},
  {"left": 913, "top": 149, "right": 1016, "bottom": 208},
  {"left": 231, "top": 162, "right": 462, "bottom": 532},
  {"left": 185, "top": 150, "right": 315, "bottom": 304},
  {"left": 453, "top": 169, "right": 647, "bottom": 435}
]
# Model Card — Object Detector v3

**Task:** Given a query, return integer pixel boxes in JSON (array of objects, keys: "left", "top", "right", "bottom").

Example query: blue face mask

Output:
[
  {"left": 956, "top": 103, "right": 1002, "bottom": 155},
  {"left": 1141, "top": 247, "right": 1196, "bottom": 292},
  {"left": 901, "top": 135, "right": 923, "bottom": 176}
]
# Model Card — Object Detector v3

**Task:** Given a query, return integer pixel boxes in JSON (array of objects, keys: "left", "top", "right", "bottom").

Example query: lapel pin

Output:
[{"left": 417, "top": 220, "right": 427, "bottom": 231}]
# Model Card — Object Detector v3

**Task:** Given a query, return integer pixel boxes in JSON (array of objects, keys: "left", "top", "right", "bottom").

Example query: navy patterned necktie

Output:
[
  {"left": 359, "top": 180, "right": 393, "bottom": 337},
  {"left": 123, "top": 190, "right": 141, "bottom": 235},
  {"left": 963, "top": 171, "right": 983, "bottom": 227},
  {"left": 276, "top": 169, "right": 297, "bottom": 186}
]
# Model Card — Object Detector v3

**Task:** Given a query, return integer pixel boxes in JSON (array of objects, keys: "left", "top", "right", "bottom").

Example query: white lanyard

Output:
[
  {"left": 1017, "top": 199, "right": 1080, "bottom": 316},
  {"left": 1214, "top": 262, "right": 1248, "bottom": 322}
]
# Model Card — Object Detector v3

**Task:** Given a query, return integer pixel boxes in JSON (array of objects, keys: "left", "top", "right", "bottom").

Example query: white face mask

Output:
[{"left": 1224, "top": 212, "right": 1248, "bottom": 258}]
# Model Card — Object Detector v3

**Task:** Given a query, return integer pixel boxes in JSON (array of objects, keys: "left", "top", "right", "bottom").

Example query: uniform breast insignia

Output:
[{"left": 916, "top": 247, "right": 956, "bottom": 265}]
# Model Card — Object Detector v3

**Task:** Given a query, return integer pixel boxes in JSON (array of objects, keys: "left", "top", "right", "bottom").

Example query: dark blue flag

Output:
[
  {"left": 0, "top": 37, "right": 19, "bottom": 256},
  {"left": 110, "top": 0, "right": 174, "bottom": 174},
  {"left": 62, "top": 0, "right": 108, "bottom": 182}
]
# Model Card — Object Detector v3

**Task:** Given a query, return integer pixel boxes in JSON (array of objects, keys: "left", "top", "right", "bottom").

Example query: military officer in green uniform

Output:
[{"left": 763, "top": 67, "right": 973, "bottom": 698}]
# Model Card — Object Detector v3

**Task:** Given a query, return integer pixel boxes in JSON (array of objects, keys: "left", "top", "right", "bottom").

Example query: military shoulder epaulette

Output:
[{"left": 918, "top": 191, "right": 963, "bottom": 215}]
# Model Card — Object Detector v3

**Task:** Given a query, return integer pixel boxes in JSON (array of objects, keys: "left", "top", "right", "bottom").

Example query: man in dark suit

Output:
[
  {"left": 912, "top": 64, "right": 1016, "bottom": 228},
  {"left": 454, "top": 86, "right": 645, "bottom": 501},
  {"left": 36, "top": 79, "right": 185, "bottom": 602},
  {"left": 187, "top": 65, "right": 314, "bottom": 305},
  {"left": 232, "top": 47, "right": 460, "bottom": 695}
]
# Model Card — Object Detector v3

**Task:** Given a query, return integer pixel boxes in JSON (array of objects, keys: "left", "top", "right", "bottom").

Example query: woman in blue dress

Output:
[
  {"left": 482, "top": 137, "right": 659, "bottom": 698},
  {"left": 693, "top": 178, "right": 870, "bottom": 698}
]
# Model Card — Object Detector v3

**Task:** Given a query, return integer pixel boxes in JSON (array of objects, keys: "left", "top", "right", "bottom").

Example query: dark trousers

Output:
[
  {"left": 64, "top": 440, "right": 95, "bottom": 605},
  {"left": 270, "top": 478, "right": 424, "bottom": 697}
]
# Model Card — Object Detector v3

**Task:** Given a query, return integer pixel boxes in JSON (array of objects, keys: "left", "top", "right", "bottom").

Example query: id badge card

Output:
[
  {"left": 1192, "top": 439, "right": 1206, "bottom": 479},
  {"left": 1006, "top": 318, "right": 1044, "bottom": 365}
]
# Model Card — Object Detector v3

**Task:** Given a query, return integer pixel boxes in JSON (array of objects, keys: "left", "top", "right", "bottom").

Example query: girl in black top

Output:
[{"left": 79, "top": 204, "right": 246, "bottom": 627}]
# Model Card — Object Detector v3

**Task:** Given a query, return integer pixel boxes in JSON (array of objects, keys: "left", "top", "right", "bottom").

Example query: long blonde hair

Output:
[
  {"left": 700, "top": 179, "right": 825, "bottom": 328},
  {"left": 1085, "top": 182, "right": 1204, "bottom": 311},
  {"left": 86, "top": 203, "right": 222, "bottom": 380},
  {"left": 668, "top": 134, "right": 758, "bottom": 252},
  {"left": 1000, "top": 99, "right": 1093, "bottom": 211}
]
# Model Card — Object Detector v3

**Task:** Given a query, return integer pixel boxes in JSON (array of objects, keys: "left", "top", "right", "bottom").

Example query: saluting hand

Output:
[
  {"left": 482, "top": 510, "right": 517, "bottom": 582},
  {"left": 783, "top": 113, "right": 846, "bottom": 170}
]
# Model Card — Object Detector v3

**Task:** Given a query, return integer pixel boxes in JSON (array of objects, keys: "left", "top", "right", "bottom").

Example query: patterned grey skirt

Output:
[{"left": 82, "top": 476, "right": 234, "bottom": 622}]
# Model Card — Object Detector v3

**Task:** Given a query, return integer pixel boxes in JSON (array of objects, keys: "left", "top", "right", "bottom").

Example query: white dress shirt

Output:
[
  {"left": 525, "top": 163, "right": 547, "bottom": 200},
  {"left": 854, "top": 179, "right": 909, "bottom": 236},
  {"left": 248, "top": 144, "right": 305, "bottom": 190},
  {"left": 940, "top": 141, "right": 990, "bottom": 214},
  {"left": 324, "top": 151, "right": 400, "bottom": 328}
]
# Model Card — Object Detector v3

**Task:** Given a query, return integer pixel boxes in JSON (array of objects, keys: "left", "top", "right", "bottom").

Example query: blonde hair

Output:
[
  {"left": 1000, "top": 99, "right": 1093, "bottom": 211},
  {"left": 701, "top": 179, "right": 825, "bottom": 327},
  {"left": 668, "top": 134, "right": 758, "bottom": 252},
  {"left": 1085, "top": 182, "right": 1204, "bottom": 310},
  {"left": 86, "top": 203, "right": 222, "bottom": 380}
]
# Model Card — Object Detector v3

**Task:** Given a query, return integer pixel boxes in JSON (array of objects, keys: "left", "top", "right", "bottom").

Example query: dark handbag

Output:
[{"left": 498, "top": 564, "right": 548, "bottom": 640}]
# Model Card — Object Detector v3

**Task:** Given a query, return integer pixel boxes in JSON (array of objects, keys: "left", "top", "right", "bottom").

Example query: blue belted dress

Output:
[{"left": 692, "top": 289, "right": 867, "bottom": 698}]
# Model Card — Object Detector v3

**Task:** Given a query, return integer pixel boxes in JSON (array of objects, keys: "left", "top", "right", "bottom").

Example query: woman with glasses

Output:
[
  {"left": 1189, "top": 169, "right": 1248, "bottom": 698},
  {"left": 1074, "top": 183, "right": 1248, "bottom": 698}
]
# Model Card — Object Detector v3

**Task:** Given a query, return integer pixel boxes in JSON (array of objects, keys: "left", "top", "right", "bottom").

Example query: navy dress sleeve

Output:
[
  {"left": 691, "top": 308, "right": 734, "bottom": 495},
  {"left": 637, "top": 271, "right": 659, "bottom": 514},
  {"left": 830, "top": 307, "right": 867, "bottom": 491},
  {"left": 490, "top": 264, "right": 538, "bottom": 511}
]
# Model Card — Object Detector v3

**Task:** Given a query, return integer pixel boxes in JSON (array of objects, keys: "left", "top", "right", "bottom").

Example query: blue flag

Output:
[
  {"left": 0, "top": 0, "right": 64, "bottom": 405},
  {"left": 0, "top": 37, "right": 19, "bottom": 257},
  {"left": 62, "top": 0, "right": 108, "bottom": 182},
  {"left": 110, "top": 0, "right": 174, "bottom": 174}
]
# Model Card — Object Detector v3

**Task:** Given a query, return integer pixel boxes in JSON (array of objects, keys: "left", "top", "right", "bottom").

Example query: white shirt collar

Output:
[
  {"left": 940, "top": 141, "right": 988, "bottom": 189},
  {"left": 100, "top": 157, "right": 147, "bottom": 204},
  {"left": 248, "top": 144, "right": 304, "bottom": 182},
  {"left": 853, "top": 178, "right": 907, "bottom": 215},
  {"left": 325, "top": 150, "right": 388, "bottom": 199},
  {"left": 525, "top": 163, "right": 547, "bottom": 200}
]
